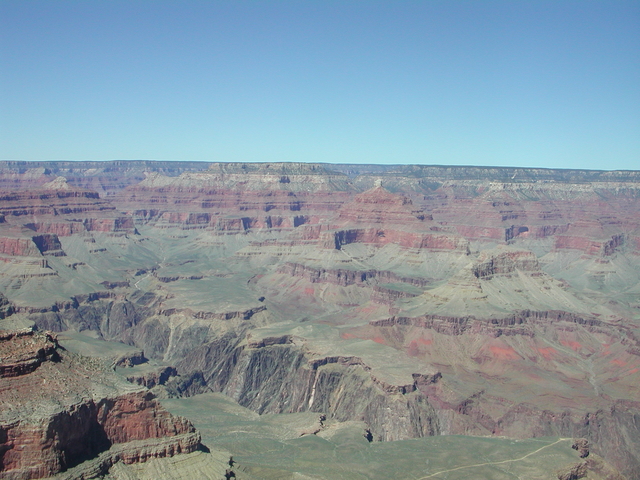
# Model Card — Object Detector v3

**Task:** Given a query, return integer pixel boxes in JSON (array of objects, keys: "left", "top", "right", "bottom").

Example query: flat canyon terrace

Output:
[{"left": 0, "top": 161, "right": 638, "bottom": 480}]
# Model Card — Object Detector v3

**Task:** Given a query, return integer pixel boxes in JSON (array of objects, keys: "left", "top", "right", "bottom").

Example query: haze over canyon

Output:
[{"left": 0, "top": 160, "right": 639, "bottom": 480}]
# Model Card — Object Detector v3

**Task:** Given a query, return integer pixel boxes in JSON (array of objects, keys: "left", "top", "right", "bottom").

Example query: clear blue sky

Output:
[{"left": 1, "top": 1, "right": 638, "bottom": 169}]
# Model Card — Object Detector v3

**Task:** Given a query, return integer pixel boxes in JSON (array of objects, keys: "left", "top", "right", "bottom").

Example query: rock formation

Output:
[
  {"left": 0, "top": 160, "right": 639, "bottom": 478},
  {"left": 0, "top": 329, "right": 201, "bottom": 479}
]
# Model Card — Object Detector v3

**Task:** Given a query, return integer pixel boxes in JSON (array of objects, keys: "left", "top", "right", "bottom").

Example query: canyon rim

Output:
[{"left": 0, "top": 160, "right": 639, "bottom": 480}]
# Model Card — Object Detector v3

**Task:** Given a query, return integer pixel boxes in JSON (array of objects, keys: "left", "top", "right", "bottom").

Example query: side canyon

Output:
[{"left": 0, "top": 161, "right": 639, "bottom": 479}]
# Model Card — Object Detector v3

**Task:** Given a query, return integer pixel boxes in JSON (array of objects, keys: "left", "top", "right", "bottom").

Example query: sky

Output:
[{"left": 1, "top": 1, "right": 638, "bottom": 170}]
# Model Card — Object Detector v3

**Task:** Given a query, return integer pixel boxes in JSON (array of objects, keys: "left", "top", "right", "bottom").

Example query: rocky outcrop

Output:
[
  {"left": 370, "top": 310, "right": 603, "bottom": 337},
  {"left": 116, "top": 163, "right": 354, "bottom": 226},
  {"left": 176, "top": 337, "right": 441, "bottom": 442},
  {"left": 323, "top": 228, "right": 469, "bottom": 251},
  {"left": 572, "top": 438, "right": 590, "bottom": 458},
  {"left": 0, "top": 330, "right": 200, "bottom": 480},
  {"left": 44, "top": 431, "right": 200, "bottom": 480},
  {"left": 336, "top": 186, "right": 430, "bottom": 225},
  {"left": 0, "top": 237, "right": 41, "bottom": 257},
  {"left": 0, "top": 329, "right": 59, "bottom": 378},
  {"left": 556, "top": 462, "right": 587, "bottom": 480},
  {"left": 126, "top": 366, "right": 178, "bottom": 389},
  {"left": 0, "top": 160, "right": 639, "bottom": 478},
  {"left": 157, "top": 306, "right": 266, "bottom": 321},
  {"left": 23, "top": 222, "right": 86, "bottom": 237},
  {"left": 555, "top": 234, "right": 626, "bottom": 256},
  {"left": 0, "top": 234, "right": 65, "bottom": 257},
  {"left": 113, "top": 350, "right": 147, "bottom": 367},
  {"left": 277, "top": 262, "right": 429, "bottom": 288},
  {"left": 1, "top": 393, "right": 200, "bottom": 480},
  {"left": 472, "top": 249, "right": 540, "bottom": 278},
  {"left": 31, "top": 234, "right": 65, "bottom": 257},
  {"left": 371, "top": 284, "right": 421, "bottom": 305},
  {"left": 82, "top": 217, "right": 136, "bottom": 234},
  {"left": 0, "top": 189, "right": 110, "bottom": 218},
  {"left": 0, "top": 180, "right": 136, "bottom": 239},
  {"left": 505, "top": 224, "right": 572, "bottom": 241},
  {"left": 0, "top": 294, "right": 14, "bottom": 320}
]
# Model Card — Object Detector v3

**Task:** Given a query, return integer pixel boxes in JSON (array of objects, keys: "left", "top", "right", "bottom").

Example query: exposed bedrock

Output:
[
  {"left": 21, "top": 216, "right": 136, "bottom": 236},
  {"left": 23, "top": 222, "right": 85, "bottom": 237},
  {"left": 432, "top": 396, "right": 640, "bottom": 480},
  {"left": 177, "top": 339, "right": 441, "bottom": 442},
  {"left": 0, "top": 161, "right": 639, "bottom": 478},
  {"left": 0, "top": 393, "right": 200, "bottom": 480},
  {"left": 0, "top": 330, "right": 59, "bottom": 378},
  {"left": 370, "top": 311, "right": 574, "bottom": 337},
  {"left": 30, "top": 234, "right": 65, "bottom": 256},
  {"left": 472, "top": 249, "right": 540, "bottom": 278},
  {"left": 324, "top": 227, "right": 469, "bottom": 251},
  {"left": 0, "top": 177, "right": 137, "bottom": 239},
  {"left": 151, "top": 212, "right": 312, "bottom": 231},
  {"left": 19, "top": 294, "right": 640, "bottom": 476},
  {"left": 278, "top": 262, "right": 430, "bottom": 288},
  {"left": 0, "top": 237, "right": 41, "bottom": 257},
  {"left": 26, "top": 294, "right": 148, "bottom": 341},
  {"left": 368, "top": 310, "right": 637, "bottom": 350},
  {"left": 126, "top": 366, "right": 178, "bottom": 389},
  {"left": 335, "top": 185, "right": 430, "bottom": 225},
  {"left": 0, "top": 188, "right": 113, "bottom": 218},
  {"left": 28, "top": 297, "right": 167, "bottom": 358},
  {"left": 172, "top": 331, "right": 640, "bottom": 477},
  {"left": 24, "top": 292, "right": 266, "bottom": 364},
  {"left": 362, "top": 316, "right": 640, "bottom": 478},
  {"left": 0, "top": 234, "right": 66, "bottom": 258},
  {"left": 555, "top": 233, "right": 626, "bottom": 257},
  {"left": 0, "top": 294, "right": 14, "bottom": 320},
  {"left": 117, "top": 164, "right": 355, "bottom": 221},
  {"left": 0, "top": 330, "right": 201, "bottom": 480}
]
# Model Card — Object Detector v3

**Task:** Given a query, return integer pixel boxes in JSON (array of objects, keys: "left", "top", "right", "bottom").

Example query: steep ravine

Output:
[
  {"left": 23, "top": 299, "right": 640, "bottom": 478},
  {"left": 174, "top": 330, "right": 638, "bottom": 478},
  {"left": 177, "top": 338, "right": 441, "bottom": 442}
]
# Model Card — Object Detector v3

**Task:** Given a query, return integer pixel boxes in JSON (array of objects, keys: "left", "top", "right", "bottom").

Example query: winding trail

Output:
[{"left": 416, "top": 437, "right": 571, "bottom": 479}]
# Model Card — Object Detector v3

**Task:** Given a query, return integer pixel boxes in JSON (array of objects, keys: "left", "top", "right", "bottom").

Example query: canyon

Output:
[{"left": 0, "top": 160, "right": 638, "bottom": 479}]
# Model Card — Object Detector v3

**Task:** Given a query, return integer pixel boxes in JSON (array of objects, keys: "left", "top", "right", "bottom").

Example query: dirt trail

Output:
[{"left": 416, "top": 437, "right": 570, "bottom": 479}]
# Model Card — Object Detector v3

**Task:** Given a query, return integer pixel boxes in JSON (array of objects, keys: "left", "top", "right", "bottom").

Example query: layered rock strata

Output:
[
  {"left": 0, "top": 330, "right": 200, "bottom": 480},
  {"left": 0, "top": 160, "right": 639, "bottom": 478}
]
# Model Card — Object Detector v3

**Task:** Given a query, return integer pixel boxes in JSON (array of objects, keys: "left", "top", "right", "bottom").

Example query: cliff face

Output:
[
  {"left": 0, "top": 161, "right": 639, "bottom": 478},
  {"left": 335, "top": 186, "right": 430, "bottom": 225},
  {"left": 0, "top": 237, "right": 41, "bottom": 257},
  {"left": 277, "top": 262, "right": 429, "bottom": 288},
  {"left": 472, "top": 249, "right": 540, "bottom": 278},
  {"left": 176, "top": 338, "right": 441, "bottom": 442},
  {"left": 0, "top": 330, "right": 200, "bottom": 480}
]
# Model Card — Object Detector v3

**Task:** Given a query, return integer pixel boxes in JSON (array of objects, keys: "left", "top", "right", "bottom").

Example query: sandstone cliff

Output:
[
  {"left": 0, "top": 160, "right": 639, "bottom": 478},
  {"left": 0, "top": 330, "right": 201, "bottom": 480}
]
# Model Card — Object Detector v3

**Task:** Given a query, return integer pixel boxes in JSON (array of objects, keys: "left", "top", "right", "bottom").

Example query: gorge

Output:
[{"left": 0, "top": 160, "right": 639, "bottom": 480}]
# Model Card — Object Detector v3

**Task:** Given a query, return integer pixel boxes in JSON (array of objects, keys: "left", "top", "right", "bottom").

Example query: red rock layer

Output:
[
  {"left": 0, "top": 182, "right": 136, "bottom": 237},
  {"left": 322, "top": 228, "right": 469, "bottom": 252},
  {"left": 423, "top": 182, "right": 640, "bottom": 252},
  {"left": 555, "top": 233, "right": 625, "bottom": 256},
  {"left": 0, "top": 237, "right": 41, "bottom": 257},
  {"left": 0, "top": 190, "right": 109, "bottom": 217},
  {"left": 336, "top": 186, "right": 431, "bottom": 226},
  {"left": 1, "top": 392, "right": 200, "bottom": 480},
  {"left": 368, "top": 309, "right": 604, "bottom": 337},
  {"left": 0, "top": 331, "right": 200, "bottom": 480}
]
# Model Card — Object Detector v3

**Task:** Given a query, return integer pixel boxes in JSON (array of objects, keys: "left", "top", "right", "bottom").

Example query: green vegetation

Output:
[{"left": 162, "top": 393, "right": 581, "bottom": 480}]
